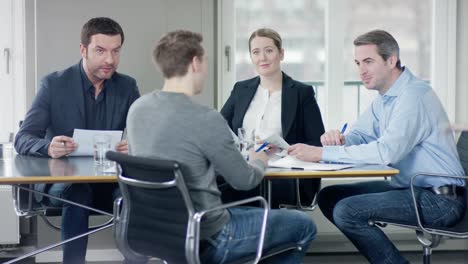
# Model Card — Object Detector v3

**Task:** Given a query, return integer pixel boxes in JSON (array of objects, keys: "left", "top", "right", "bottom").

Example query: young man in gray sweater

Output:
[{"left": 126, "top": 30, "right": 316, "bottom": 263}]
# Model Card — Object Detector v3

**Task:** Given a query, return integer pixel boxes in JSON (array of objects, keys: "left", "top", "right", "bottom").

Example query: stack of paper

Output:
[{"left": 268, "top": 155, "right": 355, "bottom": 171}]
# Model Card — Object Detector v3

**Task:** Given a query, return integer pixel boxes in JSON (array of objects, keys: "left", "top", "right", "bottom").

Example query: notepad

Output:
[{"left": 268, "top": 155, "right": 356, "bottom": 171}]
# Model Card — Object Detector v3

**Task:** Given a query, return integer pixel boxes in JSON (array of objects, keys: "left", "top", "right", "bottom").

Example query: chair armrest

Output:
[
  {"left": 188, "top": 196, "right": 269, "bottom": 264},
  {"left": 410, "top": 173, "right": 468, "bottom": 235},
  {"left": 113, "top": 197, "right": 123, "bottom": 223},
  {"left": 197, "top": 196, "right": 268, "bottom": 216}
]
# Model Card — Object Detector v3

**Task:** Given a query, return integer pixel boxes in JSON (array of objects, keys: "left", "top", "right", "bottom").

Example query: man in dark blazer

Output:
[
  {"left": 14, "top": 17, "right": 139, "bottom": 264},
  {"left": 221, "top": 72, "right": 325, "bottom": 208}
]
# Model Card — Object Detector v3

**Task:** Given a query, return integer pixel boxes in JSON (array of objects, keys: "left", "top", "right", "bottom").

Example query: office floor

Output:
[
  {"left": 2, "top": 251, "right": 468, "bottom": 263},
  {"left": 105, "top": 252, "right": 468, "bottom": 264},
  {"left": 1, "top": 233, "right": 467, "bottom": 263}
]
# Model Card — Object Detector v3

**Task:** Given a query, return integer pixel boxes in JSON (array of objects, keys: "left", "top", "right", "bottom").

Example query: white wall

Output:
[
  {"left": 30, "top": 0, "right": 215, "bottom": 107},
  {"left": 456, "top": 0, "right": 468, "bottom": 123}
]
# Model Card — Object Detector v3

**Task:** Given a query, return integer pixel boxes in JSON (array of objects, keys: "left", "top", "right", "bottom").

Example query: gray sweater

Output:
[{"left": 127, "top": 91, "right": 266, "bottom": 238}]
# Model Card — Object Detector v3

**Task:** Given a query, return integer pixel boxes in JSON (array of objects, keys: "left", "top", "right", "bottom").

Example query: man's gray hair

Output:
[{"left": 354, "top": 30, "right": 402, "bottom": 70}]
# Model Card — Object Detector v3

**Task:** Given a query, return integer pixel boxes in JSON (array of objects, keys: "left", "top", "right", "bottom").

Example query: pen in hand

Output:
[
  {"left": 340, "top": 123, "right": 348, "bottom": 134},
  {"left": 255, "top": 142, "right": 269, "bottom": 152}
]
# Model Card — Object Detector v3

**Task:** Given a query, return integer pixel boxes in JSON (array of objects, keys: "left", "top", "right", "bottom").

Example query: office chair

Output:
[
  {"left": 107, "top": 151, "right": 301, "bottom": 264},
  {"left": 12, "top": 184, "right": 114, "bottom": 231},
  {"left": 369, "top": 131, "right": 468, "bottom": 264},
  {"left": 11, "top": 155, "right": 113, "bottom": 231},
  {"left": 11, "top": 121, "right": 112, "bottom": 231}
]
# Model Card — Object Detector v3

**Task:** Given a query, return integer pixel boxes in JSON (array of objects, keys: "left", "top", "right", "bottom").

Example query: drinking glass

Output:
[
  {"left": 238, "top": 128, "right": 255, "bottom": 159},
  {"left": 93, "top": 134, "right": 111, "bottom": 166}
]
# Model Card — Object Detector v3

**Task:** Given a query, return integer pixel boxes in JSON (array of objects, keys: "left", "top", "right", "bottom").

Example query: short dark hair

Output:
[
  {"left": 354, "top": 30, "right": 402, "bottom": 70},
  {"left": 81, "top": 17, "right": 124, "bottom": 47},
  {"left": 153, "top": 30, "right": 204, "bottom": 78},
  {"left": 248, "top": 28, "right": 282, "bottom": 52}
]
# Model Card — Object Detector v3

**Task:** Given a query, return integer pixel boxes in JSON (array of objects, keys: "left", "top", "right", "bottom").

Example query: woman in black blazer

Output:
[{"left": 220, "top": 28, "right": 325, "bottom": 208}]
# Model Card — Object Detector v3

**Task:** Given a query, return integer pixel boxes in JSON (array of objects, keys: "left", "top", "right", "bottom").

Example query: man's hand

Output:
[
  {"left": 320, "top": 130, "right": 345, "bottom": 146},
  {"left": 48, "top": 136, "right": 77, "bottom": 159},
  {"left": 115, "top": 140, "right": 129, "bottom": 154},
  {"left": 287, "top": 143, "right": 322, "bottom": 162}
]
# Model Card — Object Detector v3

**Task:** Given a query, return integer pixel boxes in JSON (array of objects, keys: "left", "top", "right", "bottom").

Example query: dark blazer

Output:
[
  {"left": 221, "top": 72, "right": 324, "bottom": 146},
  {"left": 15, "top": 61, "right": 140, "bottom": 156},
  {"left": 220, "top": 72, "right": 325, "bottom": 207},
  {"left": 14, "top": 61, "right": 140, "bottom": 199}
]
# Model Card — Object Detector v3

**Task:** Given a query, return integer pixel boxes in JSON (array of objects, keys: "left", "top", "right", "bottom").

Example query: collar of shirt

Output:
[
  {"left": 79, "top": 60, "right": 108, "bottom": 95},
  {"left": 381, "top": 67, "right": 412, "bottom": 100}
]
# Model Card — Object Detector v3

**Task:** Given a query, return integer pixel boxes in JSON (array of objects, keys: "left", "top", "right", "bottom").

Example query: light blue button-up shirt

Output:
[{"left": 322, "top": 68, "right": 464, "bottom": 188}]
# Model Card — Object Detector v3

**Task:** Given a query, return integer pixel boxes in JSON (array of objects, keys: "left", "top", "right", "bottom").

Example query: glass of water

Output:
[
  {"left": 238, "top": 128, "right": 255, "bottom": 159},
  {"left": 93, "top": 134, "right": 111, "bottom": 166}
]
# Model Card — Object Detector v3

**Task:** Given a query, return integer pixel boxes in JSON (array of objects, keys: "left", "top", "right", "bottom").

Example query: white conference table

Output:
[
  {"left": 0, "top": 154, "right": 399, "bottom": 183},
  {"left": 0, "top": 154, "right": 399, "bottom": 262},
  {"left": 0, "top": 154, "right": 117, "bottom": 264}
]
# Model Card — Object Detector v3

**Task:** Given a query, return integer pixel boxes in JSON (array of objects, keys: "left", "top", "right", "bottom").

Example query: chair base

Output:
[{"left": 226, "top": 243, "right": 300, "bottom": 264}]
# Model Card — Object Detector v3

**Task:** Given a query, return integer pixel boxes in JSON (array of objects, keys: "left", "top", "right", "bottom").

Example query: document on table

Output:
[
  {"left": 70, "top": 129, "right": 123, "bottom": 156},
  {"left": 268, "top": 155, "right": 356, "bottom": 171}
]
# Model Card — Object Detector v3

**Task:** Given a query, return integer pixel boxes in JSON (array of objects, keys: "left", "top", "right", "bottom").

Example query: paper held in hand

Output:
[
  {"left": 264, "top": 134, "right": 290, "bottom": 150},
  {"left": 268, "top": 155, "right": 356, "bottom": 171},
  {"left": 70, "top": 129, "right": 123, "bottom": 156}
]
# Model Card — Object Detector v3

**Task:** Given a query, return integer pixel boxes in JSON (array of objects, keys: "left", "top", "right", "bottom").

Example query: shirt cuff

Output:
[{"left": 322, "top": 145, "right": 343, "bottom": 162}]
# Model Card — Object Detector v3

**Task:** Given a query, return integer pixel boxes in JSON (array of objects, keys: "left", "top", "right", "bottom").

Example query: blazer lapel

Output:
[
  {"left": 234, "top": 77, "right": 260, "bottom": 130},
  {"left": 70, "top": 63, "right": 85, "bottom": 125},
  {"left": 281, "top": 73, "right": 297, "bottom": 137},
  {"left": 105, "top": 78, "right": 116, "bottom": 129}
]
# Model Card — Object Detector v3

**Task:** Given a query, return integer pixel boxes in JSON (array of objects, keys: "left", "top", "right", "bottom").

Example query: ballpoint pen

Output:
[
  {"left": 341, "top": 123, "right": 348, "bottom": 134},
  {"left": 255, "top": 142, "right": 269, "bottom": 152}
]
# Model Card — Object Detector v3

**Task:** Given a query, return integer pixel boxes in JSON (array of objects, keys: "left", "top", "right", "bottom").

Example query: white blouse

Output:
[{"left": 242, "top": 84, "right": 282, "bottom": 140}]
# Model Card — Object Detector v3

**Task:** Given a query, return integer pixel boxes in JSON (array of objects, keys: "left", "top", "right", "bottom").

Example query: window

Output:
[
  {"left": 0, "top": 0, "right": 26, "bottom": 143},
  {"left": 220, "top": 0, "right": 436, "bottom": 129},
  {"left": 342, "top": 0, "right": 432, "bottom": 122},
  {"left": 235, "top": 0, "right": 325, "bottom": 83}
]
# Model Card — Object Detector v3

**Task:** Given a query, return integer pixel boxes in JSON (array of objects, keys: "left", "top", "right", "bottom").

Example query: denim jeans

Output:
[
  {"left": 317, "top": 180, "right": 465, "bottom": 264},
  {"left": 46, "top": 183, "right": 120, "bottom": 264},
  {"left": 200, "top": 207, "right": 316, "bottom": 264}
]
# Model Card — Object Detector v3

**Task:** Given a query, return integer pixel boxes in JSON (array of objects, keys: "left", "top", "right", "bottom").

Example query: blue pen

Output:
[
  {"left": 255, "top": 142, "right": 269, "bottom": 152},
  {"left": 340, "top": 123, "right": 348, "bottom": 134}
]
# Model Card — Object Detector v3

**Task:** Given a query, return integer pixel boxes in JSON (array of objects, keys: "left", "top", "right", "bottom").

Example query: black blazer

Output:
[{"left": 221, "top": 72, "right": 324, "bottom": 146}]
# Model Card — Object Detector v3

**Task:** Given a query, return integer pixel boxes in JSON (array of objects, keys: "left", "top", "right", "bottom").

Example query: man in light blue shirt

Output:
[{"left": 288, "top": 30, "right": 465, "bottom": 264}]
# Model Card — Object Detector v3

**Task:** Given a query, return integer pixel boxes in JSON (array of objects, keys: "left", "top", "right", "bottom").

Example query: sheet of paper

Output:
[
  {"left": 264, "top": 134, "right": 289, "bottom": 149},
  {"left": 70, "top": 129, "right": 123, "bottom": 156},
  {"left": 268, "top": 155, "right": 356, "bottom": 171}
]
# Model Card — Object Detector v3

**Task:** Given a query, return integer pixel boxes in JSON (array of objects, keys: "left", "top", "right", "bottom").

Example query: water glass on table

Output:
[
  {"left": 93, "top": 134, "right": 111, "bottom": 166},
  {"left": 0, "top": 142, "right": 14, "bottom": 160},
  {"left": 238, "top": 128, "right": 255, "bottom": 159}
]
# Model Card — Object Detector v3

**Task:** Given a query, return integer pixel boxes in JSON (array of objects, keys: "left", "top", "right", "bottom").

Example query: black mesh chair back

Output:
[
  {"left": 453, "top": 131, "right": 468, "bottom": 231},
  {"left": 107, "top": 151, "right": 193, "bottom": 263}
]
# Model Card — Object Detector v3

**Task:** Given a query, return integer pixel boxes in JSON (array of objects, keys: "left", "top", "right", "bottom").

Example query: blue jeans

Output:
[
  {"left": 317, "top": 180, "right": 465, "bottom": 264},
  {"left": 46, "top": 183, "right": 120, "bottom": 264},
  {"left": 200, "top": 207, "right": 316, "bottom": 264}
]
